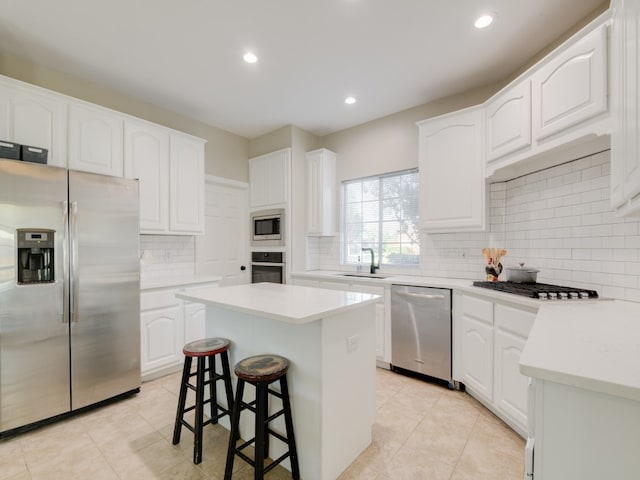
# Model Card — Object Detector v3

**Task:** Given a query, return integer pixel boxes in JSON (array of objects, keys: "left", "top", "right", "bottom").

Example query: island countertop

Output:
[{"left": 176, "top": 282, "right": 381, "bottom": 324}]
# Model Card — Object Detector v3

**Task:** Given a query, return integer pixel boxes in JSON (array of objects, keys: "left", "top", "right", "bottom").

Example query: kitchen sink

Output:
[{"left": 338, "top": 273, "right": 391, "bottom": 279}]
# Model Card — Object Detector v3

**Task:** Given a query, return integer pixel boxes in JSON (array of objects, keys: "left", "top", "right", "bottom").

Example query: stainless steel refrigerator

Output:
[{"left": 0, "top": 159, "right": 141, "bottom": 435}]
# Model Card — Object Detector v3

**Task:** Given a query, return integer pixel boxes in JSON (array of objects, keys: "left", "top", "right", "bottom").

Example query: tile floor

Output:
[{"left": 0, "top": 368, "right": 524, "bottom": 480}]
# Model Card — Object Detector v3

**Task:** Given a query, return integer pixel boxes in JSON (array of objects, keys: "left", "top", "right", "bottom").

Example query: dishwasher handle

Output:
[{"left": 395, "top": 291, "right": 446, "bottom": 300}]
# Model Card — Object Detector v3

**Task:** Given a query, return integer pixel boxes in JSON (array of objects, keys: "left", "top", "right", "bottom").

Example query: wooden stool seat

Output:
[
  {"left": 173, "top": 337, "right": 234, "bottom": 465},
  {"left": 234, "top": 354, "right": 289, "bottom": 383},
  {"left": 224, "top": 354, "right": 300, "bottom": 479},
  {"left": 183, "top": 337, "right": 230, "bottom": 357}
]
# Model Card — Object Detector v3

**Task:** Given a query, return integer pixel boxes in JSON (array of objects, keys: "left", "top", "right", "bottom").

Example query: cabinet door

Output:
[
  {"left": 140, "top": 305, "right": 183, "bottom": 374},
  {"left": 0, "top": 81, "right": 67, "bottom": 167},
  {"left": 124, "top": 121, "right": 169, "bottom": 233},
  {"left": 494, "top": 304, "right": 535, "bottom": 434},
  {"left": 418, "top": 106, "right": 485, "bottom": 232},
  {"left": 532, "top": 25, "right": 607, "bottom": 141},
  {"left": 460, "top": 295, "right": 494, "bottom": 401},
  {"left": 461, "top": 315, "right": 494, "bottom": 401},
  {"left": 68, "top": 102, "right": 124, "bottom": 176},
  {"left": 350, "top": 283, "right": 386, "bottom": 360},
  {"left": 485, "top": 80, "right": 532, "bottom": 162},
  {"left": 169, "top": 133, "right": 205, "bottom": 234},
  {"left": 611, "top": 0, "right": 628, "bottom": 209},
  {"left": 184, "top": 302, "right": 206, "bottom": 345},
  {"left": 612, "top": 0, "right": 640, "bottom": 212},
  {"left": 249, "top": 148, "right": 290, "bottom": 208},
  {"left": 307, "top": 149, "right": 336, "bottom": 236}
]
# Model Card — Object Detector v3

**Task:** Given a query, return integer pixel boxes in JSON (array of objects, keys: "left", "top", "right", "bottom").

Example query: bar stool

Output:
[
  {"left": 172, "top": 337, "right": 234, "bottom": 464},
  {"left": 224, "top": 354, "right": 300, "bottom": 480}
]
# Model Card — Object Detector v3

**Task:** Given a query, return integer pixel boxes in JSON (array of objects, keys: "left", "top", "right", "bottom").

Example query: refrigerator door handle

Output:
[
  {"left": 62, "top": 200, "right": 70, "bottom": 324},
  {"left": 70, "top": 201, "right": 79, "bottom": 323}
]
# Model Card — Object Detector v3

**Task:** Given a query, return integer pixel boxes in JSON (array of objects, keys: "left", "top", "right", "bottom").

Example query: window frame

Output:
[{"left": 341, "top": 168, "right": 420, "bottom": 267}]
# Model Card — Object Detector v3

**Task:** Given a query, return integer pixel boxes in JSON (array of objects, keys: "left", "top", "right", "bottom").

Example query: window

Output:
[{"left": 343, "top": 169, "right": 420, "bottom": 266}]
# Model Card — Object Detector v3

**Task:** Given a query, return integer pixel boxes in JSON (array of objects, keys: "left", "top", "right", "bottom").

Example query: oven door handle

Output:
[{"left": 251, "top": 262, "right": 286, "bottom": 267}]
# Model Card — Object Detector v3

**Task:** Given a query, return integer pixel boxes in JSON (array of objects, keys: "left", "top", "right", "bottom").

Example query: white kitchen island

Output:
[{"left": 176, "top": 282, "right": 381, "bottom": 480}]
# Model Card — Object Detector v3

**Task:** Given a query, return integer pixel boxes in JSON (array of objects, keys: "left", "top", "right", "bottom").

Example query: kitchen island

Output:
[{"left": 176, "top": 282, "right": 381, "bottom": 480}]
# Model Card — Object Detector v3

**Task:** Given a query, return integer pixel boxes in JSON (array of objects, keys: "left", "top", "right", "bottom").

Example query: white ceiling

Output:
[{"left": 0, "top": 0, "right": 606, "bottom": 139}]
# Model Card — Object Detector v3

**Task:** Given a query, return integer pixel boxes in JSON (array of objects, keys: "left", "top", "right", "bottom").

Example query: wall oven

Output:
[
  {"left": 251, "top": 251, "right": 285, "bottom": 284},
  {"left": 251, "top": 208, "right": 285, "bottom": 246}
]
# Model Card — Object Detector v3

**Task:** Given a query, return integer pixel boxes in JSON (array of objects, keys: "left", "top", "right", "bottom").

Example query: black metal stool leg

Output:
[
  {"left": 172, "top": 356, "right": 192, "bottom": 445},
  {"left": 254, "top": 382, "right": 268, "bottom": 479},
  {"left": 280, "top": 375, "right": 300, "bottom": 479},
  {"left": 194, "top": 356, "right": 206, "bottom": 464},
  {"left": 224, "top": 378, "right": 245, "bottom": 480}
]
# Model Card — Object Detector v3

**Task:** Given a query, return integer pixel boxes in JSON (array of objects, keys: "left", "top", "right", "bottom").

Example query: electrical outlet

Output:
[{"left": 346, "top": 334, "right": 359, "bottom": 353}]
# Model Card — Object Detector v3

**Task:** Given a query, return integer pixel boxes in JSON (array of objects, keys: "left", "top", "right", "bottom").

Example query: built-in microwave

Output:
[{"left": 251, "top": 208, "right": 285, "bottom": 246}]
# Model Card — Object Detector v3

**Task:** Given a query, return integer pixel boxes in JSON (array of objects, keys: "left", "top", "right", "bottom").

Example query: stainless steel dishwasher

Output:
[{"left": 391, "top": 285, "right": 452, "bottom": 386}]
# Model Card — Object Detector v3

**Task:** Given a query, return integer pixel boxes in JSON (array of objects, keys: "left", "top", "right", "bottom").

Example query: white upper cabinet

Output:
[
  {"left": 249, "top": 148, "right": 290, "bottom": 209},
  {"left": 169, "top": 133, "right": 205, "bottom": 234},
  {"left": 306, "top": 148, "right": 336, "bottom": 237},
  {"left": 611, "top": 0, "right": 640, "bottom": 216},
  {"left": 124, "top": 122, "right": 206, "bottom": 235},
  {"left": 417, "top": 105, "right": 486, "bottom": 232},
  {"left": 124, "top": 120, "right": 170, "bottom": 233},
  {"left": 531, "top": 24, "right": 608, "bottom": 141},
  {"left": 485, "top": 80, "right": 532, "bottom": 162},
  {"left": 0, "top": 78, "right": 67, "bottom": 167},
  {"left": 68, "top": 102, "right": 124, "bottom": 176},
  {"left": 484, "top": 15, "right": 610, "bottom": 180}
]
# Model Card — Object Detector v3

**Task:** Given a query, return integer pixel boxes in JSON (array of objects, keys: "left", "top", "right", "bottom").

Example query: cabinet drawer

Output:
[
  {"left": 494, "top": 304, "right": 536, "bottom": 337},
  {"left": 462, "top": 295, "right": 494, "bottom": 324},
  {"left": 141, "top": 288, "right": 180, "bottom": 311}
]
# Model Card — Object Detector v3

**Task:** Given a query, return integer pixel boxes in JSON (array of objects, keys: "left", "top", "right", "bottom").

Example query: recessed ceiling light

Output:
[
  {"left": 474, "top": 14, "right": 494, "bottom": 29},
  {"left": 243, "top": 52, "right": 258, "bottom": 64},
  {"left": 345, "top": 96, "right": 357, "bottom": 105}
]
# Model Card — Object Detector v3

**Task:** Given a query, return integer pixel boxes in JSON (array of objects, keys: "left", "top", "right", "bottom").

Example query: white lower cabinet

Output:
[
  {"left": 183, "top": 301, "right": 206, "bottom": 345},
  {"left": 141, "top": 305, "right": 183, "bottom": 375},
  {"left": 460, "top": 295, "right": 494, "bottom": 402},
  {"left": 457, "top": 293, "right": 537, "bottom": 436},
  {"left": 140, "top": 281, "right": 219, "bottom": 378}
]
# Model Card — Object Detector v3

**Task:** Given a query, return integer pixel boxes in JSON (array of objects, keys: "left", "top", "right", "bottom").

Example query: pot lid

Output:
[{"left": 505, "top": 262, "right": 540, "bottom": 273}]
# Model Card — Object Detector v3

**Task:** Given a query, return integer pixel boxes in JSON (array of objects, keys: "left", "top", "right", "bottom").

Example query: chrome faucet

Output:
[{"left": 361, "top": 248, "right": 379, "bottom": 274}]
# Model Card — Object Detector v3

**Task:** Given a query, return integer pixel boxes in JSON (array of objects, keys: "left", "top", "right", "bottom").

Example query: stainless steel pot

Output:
[{"left": 505, "top": 263, "right": 539, "bottom": 283}]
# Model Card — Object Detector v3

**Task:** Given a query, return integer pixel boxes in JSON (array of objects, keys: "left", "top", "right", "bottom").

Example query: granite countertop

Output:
[
  {"left": 519, "top": 300, "right": 640, "bottom": 402},
  {"left": 140, "top": 275, "right": 222, "bottom": 290},
  {"left": 176, "top": 282, "right": 381, "bottom": 324}
]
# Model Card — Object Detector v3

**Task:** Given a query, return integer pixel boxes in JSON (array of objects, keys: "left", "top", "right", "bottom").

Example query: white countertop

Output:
[
  {"left": 520, "top": 300, "right": 640, "bottom": 402},
  {"left": 291, "top": 270, "right": 542, "bottom": 308},
  {"left": 176, "top": 282, "right": 381, "bottom": 324},
  {"left": 140, "top": 275, "right": 222, "bottom": 290}
]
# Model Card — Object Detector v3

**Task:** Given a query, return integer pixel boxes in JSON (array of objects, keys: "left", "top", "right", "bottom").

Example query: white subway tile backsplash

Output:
[{"left": 307, "top": 150, "right": 640, "bottom": 301}]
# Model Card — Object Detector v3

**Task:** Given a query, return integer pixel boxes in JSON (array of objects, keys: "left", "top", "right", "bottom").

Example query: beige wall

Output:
[
  {"left": 0, "top": 53, "right": 250, "bottom": 182},
  {"left": 318, "top": 82, "right": 503, "bottom": 183},
  {"left": 248, "top": 125, "right": 294, "bottom": 158}
]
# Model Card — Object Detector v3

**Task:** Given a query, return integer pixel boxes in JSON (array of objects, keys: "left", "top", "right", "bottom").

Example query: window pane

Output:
[{"left": 343, "top": 169, "right": 419, "bottom": 266}]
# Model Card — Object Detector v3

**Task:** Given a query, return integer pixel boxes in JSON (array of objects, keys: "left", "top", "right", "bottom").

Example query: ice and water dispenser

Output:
[{"left": 17, "top": 229, "right": 55, "bottom": 284}]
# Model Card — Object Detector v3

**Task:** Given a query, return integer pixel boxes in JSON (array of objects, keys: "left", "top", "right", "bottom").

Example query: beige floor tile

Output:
[
  {"left": 0, "top": 437, "right": 28, "bottom": 480},
  {"left": 0, "top": 367, "right": 525, "bottom": 480},
  {"left": 383, "top": 444, "right": 456, "bottom": 480},
  {"left": 451, "top": 415, "right": 525, "bottom": 480}
]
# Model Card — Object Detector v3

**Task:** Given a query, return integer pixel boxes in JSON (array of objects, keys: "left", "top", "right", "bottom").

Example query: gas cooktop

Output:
[{"left": 472, "top": 281, "right": 599, "bottom": 300}]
